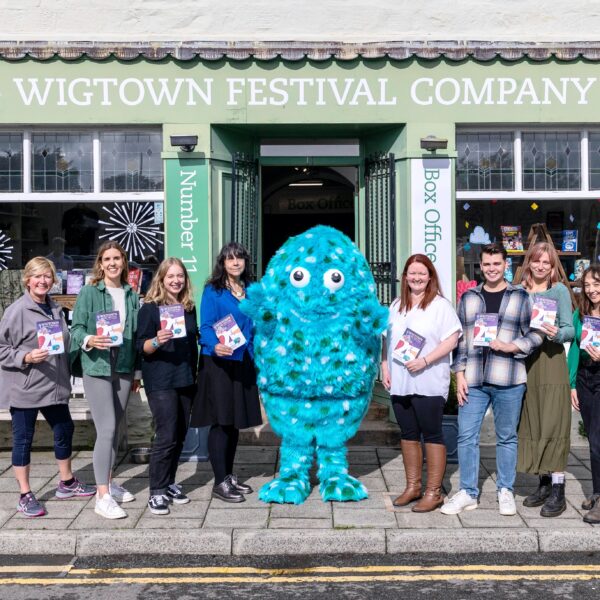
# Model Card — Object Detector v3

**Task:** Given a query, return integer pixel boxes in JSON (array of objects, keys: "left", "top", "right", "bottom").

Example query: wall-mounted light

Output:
[
  {"left": 289, "top": 181, "right": 323, "bottom": 187},
  {"left": 420, "top": 135, "right": 448, "bottom": 151},
  {"left": 170, "top": 135, "right": 198, "bottom": 152}
]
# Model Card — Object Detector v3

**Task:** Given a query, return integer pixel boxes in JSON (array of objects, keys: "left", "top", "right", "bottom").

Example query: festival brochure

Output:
[
  {"left": 66, "top": 271, "right": 85, "bottom": 295},
  {"left": 36, "top": 320, "right": 65, "bottom": 355},
  {"left": 392, "top": 328, "right": 426, "bottom": 365},
  {"left": 159, "top": 304, "right": 187, "bottom": 339},
  {"left": 95, "top": 311, "right": 123, "bottom": 347},
  {"left": 212, "top": 314, "right": 246, "bottom": 351},
  {"left": 530, "top": 295, "right": 558, "bottom": 330},
  {"left": 500, "top": 226, "right": 524, "bottom": 253},
  {"left": 561, "top": 229, "right": 578, "bottom": 252},
  {"left": 580, "top": 316, "right": 600, "bottom": 351},
  {"left": 473, "top": 313, "right": 499, "bottom": 346}
]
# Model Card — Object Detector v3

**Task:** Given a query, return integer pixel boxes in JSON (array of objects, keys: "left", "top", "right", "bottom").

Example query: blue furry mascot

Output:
[{"left": 240, "top": 225, "right": 388, "bottom": 504}]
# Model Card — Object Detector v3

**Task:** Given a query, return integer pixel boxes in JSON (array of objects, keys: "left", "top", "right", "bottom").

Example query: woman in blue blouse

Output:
[{"left": 190, "top": 242, "right": 261, "bottom": 503}]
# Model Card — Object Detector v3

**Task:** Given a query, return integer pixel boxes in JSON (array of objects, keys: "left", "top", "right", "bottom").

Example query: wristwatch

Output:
[{"left": 151, "top": 337, "right": 160, "bottom": 348}]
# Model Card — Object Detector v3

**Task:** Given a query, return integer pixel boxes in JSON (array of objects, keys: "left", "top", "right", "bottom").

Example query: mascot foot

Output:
[
  {"left": 259, "top": 476, "right": 311, "bottom": 505},
  {"left": 319, "top": 473, "right": 368, "bottom": 502}
]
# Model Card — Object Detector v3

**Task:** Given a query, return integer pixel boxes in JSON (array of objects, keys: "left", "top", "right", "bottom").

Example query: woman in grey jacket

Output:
[{"left": 0, "top": 257, "right": 95, "bottom": 517}]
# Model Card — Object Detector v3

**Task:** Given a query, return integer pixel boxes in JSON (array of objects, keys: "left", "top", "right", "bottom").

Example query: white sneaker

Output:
[
  {"left": 440, "top": 489, "right": 478, "bottom": 515},
  {"left": 109, "top": 482, "right": 135, "bottom": 503},
  {"left": 498, "top": 487, "right": 517, "bottom": 516},
  {"left": 95, "top": 493, "right": 127, "bottom": 519}
]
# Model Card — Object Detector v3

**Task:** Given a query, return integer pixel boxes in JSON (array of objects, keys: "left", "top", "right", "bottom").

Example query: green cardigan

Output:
[
  {"left": 567, "top": 308, "right": 592, "bottom": 389},
  {"left": 69, "top": 281, "right": 140, "bottom": 377}
]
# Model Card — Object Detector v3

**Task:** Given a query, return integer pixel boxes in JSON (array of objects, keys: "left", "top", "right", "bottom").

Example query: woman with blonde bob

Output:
[
  {"left": 0, "top": 258, "right": 95, "bottom": 518},
  {"left": 136, "top": 258, "right": 199, "bottom": 515},
  {"left": 517, "top": 241, "right": 574, "bottom": 517}
]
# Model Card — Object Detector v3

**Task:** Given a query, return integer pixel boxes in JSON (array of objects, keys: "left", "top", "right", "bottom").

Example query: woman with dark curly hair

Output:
[{"left": 190, "top": 242, "right": 262, "bottom": 503}]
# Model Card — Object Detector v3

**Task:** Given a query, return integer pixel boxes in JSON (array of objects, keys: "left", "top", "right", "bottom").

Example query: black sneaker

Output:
[
  {"left": 166, "top": 483, "right": 190, "bottom": 505},
  {"left": 147, "top": 495, "right": 170, "bottom": 515}
]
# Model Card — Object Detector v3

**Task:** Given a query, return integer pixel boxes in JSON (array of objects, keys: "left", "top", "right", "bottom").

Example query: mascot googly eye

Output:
[
  {"left": 323, "top": 269, "right": 345, "bottom": 292},
  {"left": 289, "top": 267, "right": 311, "bottom": 288}
]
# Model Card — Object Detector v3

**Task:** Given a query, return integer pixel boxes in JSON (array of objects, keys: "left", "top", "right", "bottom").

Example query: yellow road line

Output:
[{"left": 3, "top": 573, "right": 600, "bottom": 585}]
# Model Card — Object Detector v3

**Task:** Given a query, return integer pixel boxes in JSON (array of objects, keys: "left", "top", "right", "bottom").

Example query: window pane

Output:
[
  {"left": 587, "top": 132, "right": 600, "bottom": 189},
  {"left": 456, "top": 132, "right": 514, "bottom": 191},
  {"left": 0, "top": 133, "right": 23, "bottom": 192},
  {"left": 101, "top": 132, "right": 163, "bottom": 191},
  {"left": 521, "top": 132, "right": 581, "bottom": 191},
  {"left": 32, "top": 133, "right": 93, "bottom": 192}
]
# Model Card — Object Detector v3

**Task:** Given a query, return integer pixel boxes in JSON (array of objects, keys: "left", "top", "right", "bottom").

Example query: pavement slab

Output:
[{"left": 203, "top": 507, "right": 270, "bottom": 529}]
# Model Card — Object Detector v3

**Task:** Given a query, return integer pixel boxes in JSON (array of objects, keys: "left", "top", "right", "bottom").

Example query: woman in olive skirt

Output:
[
  {"left": 190, "top": 242, "right": 262, "bottom": 503},
  {"left": 517, "top": 242, "right": 574, "bottom": 517}
]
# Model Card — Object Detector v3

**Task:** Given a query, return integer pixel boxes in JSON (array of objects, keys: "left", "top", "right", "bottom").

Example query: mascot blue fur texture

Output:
[{"left": 241, "top": 225, "right": 388, "bottom": 504}]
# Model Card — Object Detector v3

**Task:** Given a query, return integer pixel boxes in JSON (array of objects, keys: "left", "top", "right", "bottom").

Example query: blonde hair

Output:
[
  {"left": 22, "top": 257, "right": 58, "bottom": 289},
  {"left": 144, "top": 257, "right": 195, "bottom": 312},
  {"left": 521, "top": 241, "right": 560, "bottom": 290},
  {"left": 90, "top": 241, "right": 129, "bottom": 286}
]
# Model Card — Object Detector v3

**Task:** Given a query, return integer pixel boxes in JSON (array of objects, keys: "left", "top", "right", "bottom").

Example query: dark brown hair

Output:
[
  {"left": 397, "top": 254, "right": 443, "bottom": 313},
  {"left": 579, "top": 265, "right": 600, "bottom": 316},
  {"left": 480, "top": 242, "right": 507, "bottom": 261}
]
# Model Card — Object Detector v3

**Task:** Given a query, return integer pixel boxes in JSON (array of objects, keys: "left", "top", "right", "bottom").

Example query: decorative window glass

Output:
[
  {"left": 0, "top": 133, "right": 23, "bottom": 192},
  {"left": 101, "top": 132, "right": 163, "bottom": 192},
  {"left": 32, "top": 133, "right": 93, "bottom": 192},
  {"left": 587, "top": 132, "right": 600, "bottom": 190},
  {"left": 522, "top": 131, "right": 581, "bottom": 191},
  {"left": 456, "top": 133, "right": 514, "bottom": 191}
]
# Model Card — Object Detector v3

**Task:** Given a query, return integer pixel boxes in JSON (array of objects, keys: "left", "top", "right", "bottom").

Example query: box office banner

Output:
[{"left": 410, "top": 158, "right": 453, "bottom": 301}]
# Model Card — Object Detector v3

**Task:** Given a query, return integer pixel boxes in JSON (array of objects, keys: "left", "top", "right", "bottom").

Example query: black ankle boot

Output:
[
  {"left": 212, "top": 479, "right": 245, "bottom": 503},
  {"left": 523, "top": 475, "right": 552, "bottom": 507},
  {"left": 540, "top": 482, "right": 566, "bottom": 517}
]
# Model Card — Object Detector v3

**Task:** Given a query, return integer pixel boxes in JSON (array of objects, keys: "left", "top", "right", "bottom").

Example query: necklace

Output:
[{"left": 227, "top": 282, "right": 245, "bottom": 298}]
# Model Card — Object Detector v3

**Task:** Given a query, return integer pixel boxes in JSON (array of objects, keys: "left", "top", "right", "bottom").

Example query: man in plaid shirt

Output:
[{"left": 441, "top": 243, "right": 543, "bottom": 517}]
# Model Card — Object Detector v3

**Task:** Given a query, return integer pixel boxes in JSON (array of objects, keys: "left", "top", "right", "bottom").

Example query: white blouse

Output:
[{"left": 385, "top": 295, "right": 462, "bottom": 399}]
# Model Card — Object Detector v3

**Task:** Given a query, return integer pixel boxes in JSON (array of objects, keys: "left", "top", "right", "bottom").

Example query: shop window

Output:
[
  {"left": 522, "top": 131, "right": 581, "bottom": 191},
  {"left": 101, "top": 132, "right": 163, "bottom": 192},
  {"left": 456, "top": 132, "right": 514, "bottom": 191},
  {"left": 32, "top": 133, "right": 93, "bottom": 192},
  {"left": 0, "top": 133, "right": 23, "bottom": 192}
]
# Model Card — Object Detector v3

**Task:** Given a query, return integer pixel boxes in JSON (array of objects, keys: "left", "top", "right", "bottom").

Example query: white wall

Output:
[{"left": 1, "top": 0, "right": 599, "bottom": 42}]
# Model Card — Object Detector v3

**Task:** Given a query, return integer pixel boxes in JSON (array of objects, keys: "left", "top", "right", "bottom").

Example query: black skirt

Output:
[{"left": 190, "top": 353, "right": 262, "bottom": 429}]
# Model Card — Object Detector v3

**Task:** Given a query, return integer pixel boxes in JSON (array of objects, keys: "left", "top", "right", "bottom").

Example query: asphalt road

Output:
[{"left": 1, "top": 552, "right": 600, "bottom": 599}]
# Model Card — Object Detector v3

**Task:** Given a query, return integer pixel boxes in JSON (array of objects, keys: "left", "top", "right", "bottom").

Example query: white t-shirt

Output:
[{"left": 385, "top": 295, "right": 462, "bottom": 399}]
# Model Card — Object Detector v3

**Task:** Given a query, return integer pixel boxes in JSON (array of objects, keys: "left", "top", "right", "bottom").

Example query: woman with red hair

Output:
[
  {"left": 382, "top": 254, "right": 462, "bottom": 512},
  {"left": 517, "top": 241, "right": 574, "bottom": 517}
]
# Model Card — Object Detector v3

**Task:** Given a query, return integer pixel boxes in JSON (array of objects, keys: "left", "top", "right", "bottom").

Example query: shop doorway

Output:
[{"left": 261, "top": 165, "right": 357, "bottom": 265}]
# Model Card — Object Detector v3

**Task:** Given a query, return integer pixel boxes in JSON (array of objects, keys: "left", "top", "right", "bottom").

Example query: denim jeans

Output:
[{"left": 458, "top": 383, "right": 526, "bottom": 497}]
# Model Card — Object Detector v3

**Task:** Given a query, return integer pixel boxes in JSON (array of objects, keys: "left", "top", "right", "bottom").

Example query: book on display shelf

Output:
[
  {"left": 159, "top": 304, "right": 186, "bottom": 339},
  {"left": 36, "top": 320, "right": 65, "bottom": 355},
  {"left": 500, "top": 226, "right": 524, "bottom": 253},
  {"left": 212, "top": 314, "right": 246, "bottom": 350},
  {"left": 574, "top": 259, "right": 590, "bottom": 282},
  {"left": 530, "top": 295, "right": 558, "bottom": 330},
  {"left": 392, "top": 328, "right": 426, "bottom": 365},
  {"left": 127, "top": 267, "right": 142, "bottom": 293},
  {"left": 561, "top": 230, "right": 578, "bottom": 252},
  {"left": 473, "top": 313, "right": 499, "bottom": 346},
  {"left": 66, "top": 271, "right": 85, "bottom": 295},
  {"left": 96, "top": 310, "right": 123, "bottom": 347}
]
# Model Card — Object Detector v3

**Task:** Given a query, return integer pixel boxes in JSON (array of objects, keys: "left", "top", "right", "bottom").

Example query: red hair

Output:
[
  {"left": 520, "top": 242, "right": 559, "bottom": 290},
  {"left": 397, "top": 254, "right": 443, "bottom": 313}
]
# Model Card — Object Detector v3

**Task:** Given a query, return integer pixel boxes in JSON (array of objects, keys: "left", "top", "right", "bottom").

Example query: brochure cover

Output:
[
  {"left": 159, "top": 304, "right": 187, "bottom": 339},
  {"left": 36, "top": 320, "right": 64, "bottom": 355},
  {"left": 561, "top": 229, "right": 578, "bottom": 252},
  {"left": 574, "top": 259, "right": 590, "bottom": 281},
  {"left": 473, "top": 313, "right": 499, "bottom": 346},
  {"left": 66, "top": 271, "right": 84, "bottom": 295},
  {"left": 500, "top": 226, "right": 524, "bottom": 253},
  {"left": 530, "top": 295, "right": 558, "bottom": 330},
  {"left": 392, "top": 328, "right": 426, "bottom": 365},
  {"left": 581, "top": 316, "right": 600, "bottom": 351},
  {"left": 127, "top": 267, "right": 142, "bottom": 293},
  {"left": 96, "top": 311, "right": 123, "bottom": 347},
  {"left": 213, "top": 314, "right": 246, "bottom": 351}
]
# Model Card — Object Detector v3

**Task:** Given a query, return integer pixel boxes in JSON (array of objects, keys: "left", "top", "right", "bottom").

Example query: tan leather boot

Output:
[
  {"left": 392, "top": 440, "right": 423, "bottom": 506},
  {"left": 412, "top": 442, "right": 446, "bottom": 513}
]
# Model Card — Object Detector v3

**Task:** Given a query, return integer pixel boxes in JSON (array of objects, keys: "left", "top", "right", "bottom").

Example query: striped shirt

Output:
[{"left": 452, "top": 282, "right": 543, "bottom": 387}]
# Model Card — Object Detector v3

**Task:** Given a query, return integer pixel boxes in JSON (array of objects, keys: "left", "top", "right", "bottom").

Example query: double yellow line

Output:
[{"left": 2, "top": 564, "right": 600, "bottom": 585}]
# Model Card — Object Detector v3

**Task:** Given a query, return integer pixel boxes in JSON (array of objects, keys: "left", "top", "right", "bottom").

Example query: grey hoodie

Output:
[{"left": 0, "top": 293, "right": 71, "bottom": 409}]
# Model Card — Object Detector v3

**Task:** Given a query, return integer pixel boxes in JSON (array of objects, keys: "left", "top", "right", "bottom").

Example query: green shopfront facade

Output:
[{"left": 2, "top": 52, "right": 600, "bottom": 304}]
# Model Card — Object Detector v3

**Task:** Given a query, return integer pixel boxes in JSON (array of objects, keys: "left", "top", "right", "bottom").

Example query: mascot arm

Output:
[
  {"left": 240, "top": 282, "right": 277, "bottom": 338},
  {"left": 351, "top": 299, "right": 389, "bottom": 341}
]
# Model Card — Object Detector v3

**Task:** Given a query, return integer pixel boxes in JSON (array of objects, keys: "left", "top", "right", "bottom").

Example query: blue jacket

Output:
[{"left": 199, "top": 284, "right": 254, "bottom": 361}]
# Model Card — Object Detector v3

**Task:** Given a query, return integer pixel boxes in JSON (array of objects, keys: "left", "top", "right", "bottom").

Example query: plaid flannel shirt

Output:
[{"left": 452, "top": 282, "right": 543, "bottom": 387}]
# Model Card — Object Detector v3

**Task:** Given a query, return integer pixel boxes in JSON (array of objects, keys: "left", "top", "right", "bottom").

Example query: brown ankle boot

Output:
[
  {"left": 392, "top": 440, "right": 423, "bottom": 506},
  {"left": 412, "top": 442, "right": 446, "bottom": 513}
]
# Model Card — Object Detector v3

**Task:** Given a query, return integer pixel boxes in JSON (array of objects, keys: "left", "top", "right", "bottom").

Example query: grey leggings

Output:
[{"left": 84, "top": 370, "right": 133, "bottom": 486}]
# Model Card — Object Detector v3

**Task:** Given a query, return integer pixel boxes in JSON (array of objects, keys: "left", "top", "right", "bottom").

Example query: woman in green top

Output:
[
  {"left": 568, "top": 265, "right": 600, "bottom": 524},
  {"left": 517, "top": 241, "right": 574, "bottom": 517}
]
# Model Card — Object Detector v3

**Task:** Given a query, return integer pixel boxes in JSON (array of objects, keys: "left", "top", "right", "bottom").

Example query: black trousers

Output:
[
  {"left": 391, "top": 394, "right": 445, "bottom": 444},
  {"left": 147, "top": 386, "right": 194, "bottom": 496},
  {"left": 577, "top": 364, "right": 600, "bottom": 494},
  {"left": 208, "top": 424, "right": 239, "bottom": 486}
]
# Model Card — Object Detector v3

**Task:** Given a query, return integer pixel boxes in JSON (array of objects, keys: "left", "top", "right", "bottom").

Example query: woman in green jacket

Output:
[
  {"left": 70, "top": 241, "right": 140, "bottom": 520},
  {"left": 568, "top": 265, "right": 600, "bottom": 524}
]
